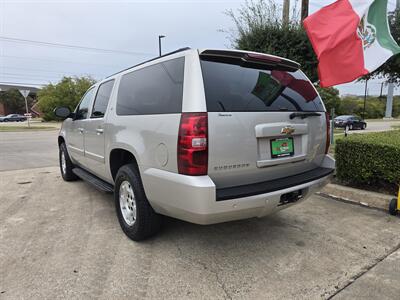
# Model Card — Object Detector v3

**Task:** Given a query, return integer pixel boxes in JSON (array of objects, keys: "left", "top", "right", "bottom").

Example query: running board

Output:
[{"left": 72, "top": 167, "right": 114, "bottom": 193}]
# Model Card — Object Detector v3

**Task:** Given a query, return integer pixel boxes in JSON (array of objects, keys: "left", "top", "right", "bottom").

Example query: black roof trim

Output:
[
  {"left": 105, "top": 47, "right": 191, "bottom": 79},
  {"left": 200, "top": 49, "right": 300, "bottom": 72}
]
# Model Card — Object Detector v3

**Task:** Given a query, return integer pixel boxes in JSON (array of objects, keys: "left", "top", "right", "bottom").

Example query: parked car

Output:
[
  {"left": 0, "top": 114, "right": 27, "bottom": 122},
  {"left": 55, "top": 48, "right": 335, "bottom": 241},
  {"left": 334, "top": 115, "right": 367, "bottom": 130}
]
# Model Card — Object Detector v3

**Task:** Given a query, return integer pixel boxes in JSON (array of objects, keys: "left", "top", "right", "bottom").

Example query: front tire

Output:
[
  {"left": 59, "top": 143, "right": 78, "bottom": 181},
  {"left": 114, "top": 164, "right": 161, "bottom": 241}
]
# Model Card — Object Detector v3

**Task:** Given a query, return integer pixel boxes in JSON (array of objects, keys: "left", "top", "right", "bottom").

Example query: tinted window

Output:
[
  {"left": 336, "top": 116, "right": 351, "bottom": 120},
  {"left": 117, "top": 57, "right": 184, "bottom": 115},
  {"left": 200, "top": 60, "right": 324, "bottom": 112},
  {"left": 91, "top": 80, "right": 115, "bottom": 118},
  {"left": 76, "top": 88, "right": 95, "bottom": 120}
]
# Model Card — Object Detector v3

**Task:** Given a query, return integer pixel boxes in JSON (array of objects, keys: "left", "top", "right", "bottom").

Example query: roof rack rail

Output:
[{"left": 105, "top": 47, "right": 191, "bottom": 79}]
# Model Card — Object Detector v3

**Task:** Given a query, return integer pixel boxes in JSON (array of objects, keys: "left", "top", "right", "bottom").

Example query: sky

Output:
[{"left": 0, "top": 0, "right": 398, "bottom": 96}]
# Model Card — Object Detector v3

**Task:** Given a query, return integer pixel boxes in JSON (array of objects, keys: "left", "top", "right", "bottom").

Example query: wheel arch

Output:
[
  {"left": 109, "top": 148, "right": 139, "bottom": 181},
  {"left": 58, "top": 135, "right": 65, "bottom": 146}
]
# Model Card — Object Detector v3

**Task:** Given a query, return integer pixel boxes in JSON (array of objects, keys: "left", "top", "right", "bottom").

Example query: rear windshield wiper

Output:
[{"left": 289, "top": 112, "right": 321, "bottom": 119}]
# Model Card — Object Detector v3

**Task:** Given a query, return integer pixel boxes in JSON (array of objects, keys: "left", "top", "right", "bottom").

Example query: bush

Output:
[{"left": 335, "top": 131, "right": 400, "bottom": 191}]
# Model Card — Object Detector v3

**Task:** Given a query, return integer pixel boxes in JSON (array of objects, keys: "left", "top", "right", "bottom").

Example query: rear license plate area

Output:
[{"left": 270, "top": 137, "right": 294, "bottom": 159}]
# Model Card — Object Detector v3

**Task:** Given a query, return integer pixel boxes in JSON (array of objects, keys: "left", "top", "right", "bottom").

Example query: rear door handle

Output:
[
  {"left": 78, "top": 128, "right": 84, "bottom": 134},
  {"left": 96, "top": 128, "right": 104, "bottom": 135}
]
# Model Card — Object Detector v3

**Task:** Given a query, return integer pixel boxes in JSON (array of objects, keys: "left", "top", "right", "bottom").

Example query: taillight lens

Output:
[
  {"left": 178, "top": 113, "right": 208, "bottom": 175},
  {"left": 325, "top": 112, "right": 331, "bottom": 154}
]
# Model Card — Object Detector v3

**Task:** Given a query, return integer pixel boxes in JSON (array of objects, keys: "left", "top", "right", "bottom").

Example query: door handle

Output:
[
  {"left": 96, "top": 128, "right": 104, "bottom": 135},
  {"left": 78, "top": 128, "right": 84, "bottom": 134}
]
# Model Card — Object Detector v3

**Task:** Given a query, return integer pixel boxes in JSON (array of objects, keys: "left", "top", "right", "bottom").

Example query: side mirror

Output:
[{"left": 54, "top": 107, "right": 72, "bottom": 119}]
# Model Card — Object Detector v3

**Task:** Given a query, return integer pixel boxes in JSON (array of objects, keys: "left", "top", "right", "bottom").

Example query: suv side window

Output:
[
  {"left": 116, "top": 57, "right": 184, "bottom": 115},
  {"left": 75, "top": 88, "right": 95, "bottom": 120},
  {"left": 91, "top": 80, "right": 115, "bottom": 118}
]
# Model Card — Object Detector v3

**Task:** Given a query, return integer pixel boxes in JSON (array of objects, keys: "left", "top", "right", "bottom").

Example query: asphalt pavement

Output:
[
  {"left": 1, "top": 166, "right": 400, "bottom": 299},
  {"left": 0, "top": 130, "right": 59, "bottom": 171},
  {"left": 345, "top": 119, "right": 400, "bottom": 134}
]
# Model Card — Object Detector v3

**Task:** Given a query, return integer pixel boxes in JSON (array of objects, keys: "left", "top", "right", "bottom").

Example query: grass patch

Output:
[
  {"left": 0, "top": 126, "right": 57, "bottom": 132},
  {"left": 333, "top": 128, "right": 345, "bottom": 134}
]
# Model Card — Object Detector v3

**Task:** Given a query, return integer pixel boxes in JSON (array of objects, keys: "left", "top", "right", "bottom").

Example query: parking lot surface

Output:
[
  {"left": 1, "top": 166, "right": 400, "bottom": 299},
  {"left": 0, "top": 130, "right": 58, "bottom": 171}
]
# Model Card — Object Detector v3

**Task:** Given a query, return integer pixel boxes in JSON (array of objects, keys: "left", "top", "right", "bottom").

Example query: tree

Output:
[
  {"left": 38, "top": 76, "right": 95, "bottom": 121},
  {"left": 225, "top": 0, "right": 318, "bottom": 82},
  {"left": 316, "top": 86, "right": 341, "bottom": 114},
  {"left": 225, "top": 0, "right": 341, "bottom": 107},
  {"left": 0, "top": 89, "right": 35, "bottom": 114}
]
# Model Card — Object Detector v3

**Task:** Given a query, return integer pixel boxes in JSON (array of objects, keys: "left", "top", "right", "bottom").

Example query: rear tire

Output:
[
  {"left": 114, "top": 164, "right": 161, "bottom": 241},
  {"left": 59, "top": 143, "right": 78, "bottom": 181},
  {"left": 389, "top": 198, "right": 398, "bottom": 216}
]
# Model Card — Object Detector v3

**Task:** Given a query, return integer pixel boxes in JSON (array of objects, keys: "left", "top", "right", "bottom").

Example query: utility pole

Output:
[
  {"left": 158, "top": 35, "right": 165, "bottom": 57},
  {"left": 385, "top": 83, "right": 394, "bottom": 119},
  {"left": 385, "top": 0, "right": 400, "bottom": 118},
  {"left": 301, "top": 0, "right": 309, "bottom": 21},
  {"left": 363, "top": 80, "right": 368, "bottom": 120},
  {"left": 282, "top": 0, "right": 290, "bottom": 26}
]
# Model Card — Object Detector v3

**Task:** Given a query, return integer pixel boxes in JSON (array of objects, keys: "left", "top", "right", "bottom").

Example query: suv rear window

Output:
[
  {"left": 117, "top": 57, "right": 184, "bottom": 115},
  {"left": 200, "top": 59, "right": 324, "bottom": 112}
]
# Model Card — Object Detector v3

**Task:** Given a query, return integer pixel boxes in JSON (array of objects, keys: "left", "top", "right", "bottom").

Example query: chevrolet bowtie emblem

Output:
[{"left": 281, "top": 126, "right": 295, "bottom": 135}]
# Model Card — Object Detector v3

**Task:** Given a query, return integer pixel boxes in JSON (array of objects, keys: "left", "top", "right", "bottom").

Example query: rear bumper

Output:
[{"left": 142, "top": 155, "right": 335, "bottom": 225}]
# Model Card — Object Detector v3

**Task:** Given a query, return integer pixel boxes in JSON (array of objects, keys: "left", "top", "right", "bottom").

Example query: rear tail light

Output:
[
  {"left": 178, "top": 113, "right": 208, "bottom": 175},
  {"left": 325, "top": 112, "right": 331, "bottom": 154}
]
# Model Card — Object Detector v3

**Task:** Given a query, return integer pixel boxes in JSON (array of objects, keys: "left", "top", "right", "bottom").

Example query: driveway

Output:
[{"left": 1, "top": 166, "right": 400, "bottom": 299}]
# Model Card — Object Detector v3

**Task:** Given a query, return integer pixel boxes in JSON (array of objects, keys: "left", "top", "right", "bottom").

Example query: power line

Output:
[
  {"left": 1, "top": 54, "right": 126, "bottom": 68},
  {"left": 2, "top": 65, "right": 107, "bottom": 77},
  {"left": 1, "top": 73, "right": 62, "bottom": 81},
  {"left": 0, "top": 81, "right": 46, "bottom": 86},
  {"left": 0, "top": 36, "right": 155, "bottom": 56},
  {"left": 0, "top": 73, "right": 99, "bottom": 82}
]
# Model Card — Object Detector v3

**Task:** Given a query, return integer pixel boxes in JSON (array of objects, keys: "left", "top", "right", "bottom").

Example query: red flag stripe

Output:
[{"left": 303, "top": 0, "right": 369, "bottom": 87}]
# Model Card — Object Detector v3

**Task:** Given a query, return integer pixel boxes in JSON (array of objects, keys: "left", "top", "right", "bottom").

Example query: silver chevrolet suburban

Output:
[{"left": 55, "top": 48, "right": 335, "bottom": 241}]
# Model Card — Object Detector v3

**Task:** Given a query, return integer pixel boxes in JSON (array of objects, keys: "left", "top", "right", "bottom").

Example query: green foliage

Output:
[
  {"left": 38, "top": 76, "right": 95, "bottom": 121},
  {"left": 316, "top": 87, "right": 341, "bottom": 113},
  {"left": 226, "top": 1, "right": 400, "bottom": 83},
  {"left": 336, "top": 96, "right": 400, "bottom": 119},
  {"left": 0, "top": 89, "right": 34, "bottom": 114},
  {"left": 335, "top": 131, "right": 400, "bottom": 190},
  {"left": 225, "top": 0, "right": 319, "bottom": 82}
]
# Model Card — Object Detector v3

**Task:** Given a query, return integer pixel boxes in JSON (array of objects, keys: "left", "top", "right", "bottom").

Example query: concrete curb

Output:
[{"left": 317, "top": 183, "right": 394, "bottom": 212}]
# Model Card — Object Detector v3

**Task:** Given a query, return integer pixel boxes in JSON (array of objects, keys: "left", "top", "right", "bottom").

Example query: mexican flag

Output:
[{"left": 304, "top": 0, "right": 400, "bottom": 87}]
